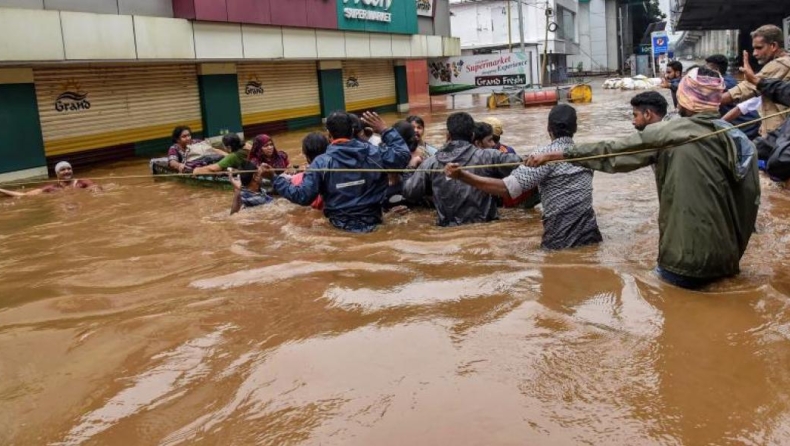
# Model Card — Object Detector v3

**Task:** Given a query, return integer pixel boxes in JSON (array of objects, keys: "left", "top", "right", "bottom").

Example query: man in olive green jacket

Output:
[
  {"left": 528, "top": 67, "right": 761, "bottom": 289},
  {"left": 721, "top": 24, "right": 790, "bottom": 137}
]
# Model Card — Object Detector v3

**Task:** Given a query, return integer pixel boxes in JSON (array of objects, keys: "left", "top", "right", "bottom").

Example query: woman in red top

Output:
[{"left": 248, "top": 134, "right": 289, "bottom": 169}]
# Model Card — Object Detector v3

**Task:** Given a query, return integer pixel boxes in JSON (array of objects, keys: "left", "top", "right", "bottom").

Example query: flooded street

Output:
[{"left": 3, "top": 86, "right": 790, "bottom": 445}]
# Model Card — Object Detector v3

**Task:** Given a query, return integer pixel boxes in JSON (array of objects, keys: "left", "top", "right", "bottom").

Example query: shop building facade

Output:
[{"left": 0, "top": 0, "right": 459, "bottom": 181}]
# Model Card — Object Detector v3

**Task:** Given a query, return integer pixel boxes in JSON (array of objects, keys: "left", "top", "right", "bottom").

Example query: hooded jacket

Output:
[
  {"left": 754, "top": 78, "right": 790, "bottom": 181},
  {"left": 273, "top": 128, "right": 410, "bottom": 233},
  {"left": 402, "top": 140, "right": 522, "bottom": 226},
  {"left": 564, "top": 113, "right": 760, "bottom": 280}
]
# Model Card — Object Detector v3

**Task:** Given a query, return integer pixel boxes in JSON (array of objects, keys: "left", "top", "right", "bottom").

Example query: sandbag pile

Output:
[{"left": 603, "top": 75, "right": 662, "bottom": 90}]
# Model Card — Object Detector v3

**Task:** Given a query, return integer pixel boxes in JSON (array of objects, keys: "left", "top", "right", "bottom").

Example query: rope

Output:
[
  {"left": 1, "top": 110, "right": 786, "bottom": 189},
  {"left": 554, "top": 109, "right": 789, "bottom": 164}
]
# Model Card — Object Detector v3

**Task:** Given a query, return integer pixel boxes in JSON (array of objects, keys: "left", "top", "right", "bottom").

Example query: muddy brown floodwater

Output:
[{"left": 2, "top": 86, "right": 790, "bottom": 446}]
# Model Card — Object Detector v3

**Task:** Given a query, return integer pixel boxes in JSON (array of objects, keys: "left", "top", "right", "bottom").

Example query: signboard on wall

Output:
[
  {"left": 416, "top": 0, "right": 435, "bottom": 17},
  {"left": 338, "top": 0, "right": 418, "bottom": 34},
  {"left": 428, "top": 53, "right": 532, "bottom": 95}
]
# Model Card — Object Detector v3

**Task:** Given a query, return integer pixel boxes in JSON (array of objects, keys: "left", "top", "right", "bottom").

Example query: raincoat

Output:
[
  {"left": 273, "top": 128, "right": 410, "bottom": 233},
  {"left": 402, "top": 140, "right": 522, "bottom": 226},
  {"left": 565, "top": 112, "right": 760, "bottom": 280}
]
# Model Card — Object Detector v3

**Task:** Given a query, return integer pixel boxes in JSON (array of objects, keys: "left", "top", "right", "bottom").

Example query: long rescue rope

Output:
[{"left": 1, "top": 109, "right": 787, "bottom": 189}]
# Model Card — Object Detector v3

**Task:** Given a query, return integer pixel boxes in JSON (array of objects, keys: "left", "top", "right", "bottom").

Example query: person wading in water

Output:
[
  {"left": 0, "top": 161, "right": 100, "bottom": 197},
  {"left": 527, "top": 67, "right": 761, "bottom": 289}
]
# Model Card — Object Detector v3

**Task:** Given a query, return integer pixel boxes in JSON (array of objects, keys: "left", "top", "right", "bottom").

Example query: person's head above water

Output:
[
  {"left": 666, "top": 60, "right": 683, "bottom": 79},
  {"left": 704, "top": 54, "right": 729, "bottom": 75},
  {"left": 473, "top": 122, "right": 496, "bottom": 149},
  {"left": 393, "top": 120, "right": 418, "bottom": 152},
  {"left": 445, "top": 112, "right": 475, "bottom": 143},
  {"left": 222, "top": 133, "right": 244, "bottom": 152},
  {"left": 54, "top": 161, "right": 74, "bottom": 181},
  {"left": 171, "top": 126, "right": 192, "bottom": 148},
  {"left": 301, "top": 132, "right": 329, "bottom": 163},
  {"left": 547, "top": 104, "right": 577, "bottom": 140},
  {"left": 630, "top": 91, "right": 668, "bottom": 131},
  {"left": 676, "top": 66, "right": 725, "bottom": 117},
  {"left": 326, "top": 111, "right": 356, "bottom": 140}
]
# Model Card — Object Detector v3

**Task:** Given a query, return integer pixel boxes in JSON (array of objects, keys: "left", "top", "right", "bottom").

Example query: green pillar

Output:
[
  {"left": 0, "top": 69, "right": 48, "bottom": 182},
  {"left": 394, "top": 61, "right": 409, "bottom": 113},
  {"left": 318, "top": 61, "right": 345, "bottom": 117},
  {"left": 197, "top": 64, "right": 243, "bottom": 138}
]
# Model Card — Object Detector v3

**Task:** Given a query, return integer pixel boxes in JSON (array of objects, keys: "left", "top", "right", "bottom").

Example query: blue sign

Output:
[{"left": 651, "top": 32, "right": 669, "bottom": 56}]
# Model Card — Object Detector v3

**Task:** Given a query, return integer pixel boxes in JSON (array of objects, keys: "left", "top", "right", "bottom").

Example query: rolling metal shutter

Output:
[
  {"left": 237, "top": 62, "right": 320, "bottom": 126},
  {"left": 33, "top": 64, "right": 202, "bottom": 157},
  {"left": 342, "top": 60, "right": 396, "bottom": 112}
]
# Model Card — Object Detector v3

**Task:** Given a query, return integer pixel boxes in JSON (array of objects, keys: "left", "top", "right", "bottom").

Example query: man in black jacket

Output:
[{"left": 402, "top": 112, "right": 522, "bottom": 226}]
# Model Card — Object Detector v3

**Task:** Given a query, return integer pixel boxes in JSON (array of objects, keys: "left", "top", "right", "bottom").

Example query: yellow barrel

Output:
[{"left": 568, "top": 84, "right": 593, "bottom": 103}]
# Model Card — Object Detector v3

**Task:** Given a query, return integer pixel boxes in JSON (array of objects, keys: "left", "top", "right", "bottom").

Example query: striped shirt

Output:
[{"left": 502, "top": 137, "right": 602, "bottom": 250}]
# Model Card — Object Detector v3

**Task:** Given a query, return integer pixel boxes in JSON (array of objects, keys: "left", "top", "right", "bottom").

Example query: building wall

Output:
[
  {"left": 567, "top": 0, "right": 611, "bottom": 71},
  {"left": 0, "top": 0, "right": 173, "bottom": 16},
  {"left": 605, "top": 0, "right": 618, "bottom": 71}
]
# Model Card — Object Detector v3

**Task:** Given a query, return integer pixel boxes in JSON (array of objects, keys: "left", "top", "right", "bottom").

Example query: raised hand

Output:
[
  {"left": 740, "top": 50, "right": 759, "bottom": 85},
  {"left": 444, "top": 162, "right": 463, "bottom": 179},
  {"left": 361, "top": 111, "right": 387, "bottom": 134}
]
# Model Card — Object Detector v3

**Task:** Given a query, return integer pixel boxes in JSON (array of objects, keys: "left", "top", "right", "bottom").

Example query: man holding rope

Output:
[
  {"left": 0, "top": 162, "right": 100, "bottom": 197},
  {"left": 527, "top": 67, "right": 760, "bottom": 289}
]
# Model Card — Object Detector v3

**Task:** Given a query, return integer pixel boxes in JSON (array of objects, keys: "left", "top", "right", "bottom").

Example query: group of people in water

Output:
[{"left": 3, "top": 23, "right": 789, "bottom": 291}]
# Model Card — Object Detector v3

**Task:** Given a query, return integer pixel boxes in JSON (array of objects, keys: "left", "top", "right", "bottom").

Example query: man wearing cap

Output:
[
  {"left": 481, "top": 117, "right": 517, "bottom": 154},
  {"left": 526, "top": 67, "right": 760, "bottom": 289},
  {"left": 445, "top": 104, "right": 602, "bottom": 250},
  {"left": 0, "top": 161, "right": 99, "bottom": 197}
]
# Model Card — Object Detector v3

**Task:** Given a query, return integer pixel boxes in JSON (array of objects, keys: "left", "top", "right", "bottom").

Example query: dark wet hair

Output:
[
  {"left": 326, "top": 111, "right": 355, "bottom": 139},
  {"left": 393, "top": 120, "right": 418, "bottom": 152},
  {"left": 446, "top": 112, "right": 475, "bottom": 142},
  {"left": 547, "top": 104, "right": 577, "bottom": 138},
  {"left": 697, "top": 66, "right": 721, "bottom": 78},
  {"left": 406, "top": 115, "right": 425, "bottom": 127},
  {"left": 171, "top": 126, "right": 191, "bottom": 143},
  {"left": 630, "top": 91, "right": 668, "bottom": 118},
  {"left": 473, "top": 122, "right": 494, "bottom": 144},
  {"left": 705, "top": 54, "right": 728, "bottom": 74},
  {"left": 222, "top": 133, "right": 244, "bottom": 152},
  {"left": 751, "top": 24, "right": 784, "bottom": 48},
  {"left": 302, "top": 132, "right": 329, "bottom": 163},
  {"left": 238, "top": 160, "right": 258, "bottom": 187},
  {"left": 667, "top": 61, "right": 683, "bottom": 74}
]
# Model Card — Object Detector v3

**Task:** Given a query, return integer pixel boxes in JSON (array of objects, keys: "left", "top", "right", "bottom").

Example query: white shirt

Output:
[{"left": 737, "top": 97, "right": 762, "bottom": 114}]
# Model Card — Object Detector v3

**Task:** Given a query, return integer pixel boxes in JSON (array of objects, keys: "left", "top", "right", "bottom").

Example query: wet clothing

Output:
[
  {"left": 721, "top": 75, "right": 760, "bottom": 139},
  {"left": 41, "top": 179, "right": 95, "bottom": 193},
  {"left": 754, "top": 78, "right": 790, "bottom": 181},
  {"left": 728, "top": 54, "right": 790, "bottom": 136},
  {"left": 565, "top": 112, "right": 760, "bottom": 282},
  {"left": 503, "top": 137, "right": 602, "bottom": 250},
  {"left": 668, "top": 78, "right": 680, "bottom": 108},
  {"left": 494, "top": 142, "right": 517, "bottom": 154},
  {"left": 251, "top": 150, "right": 289, "bottom": 169},
  {"left": 240, "top": 188, "right": 273, "bottom": 208},
  {"left": 273, "top": 128, "right": 411, "bottom": 233},
  {"left": 217, "top": 150, "right": 250, "bottom": 170},
  {"left": 167, "top": 142, "right": 222, "bottom": 171},
  {"left": 402, "top": 140, "right": 521, "bottom": 226},
  {"left": 289, "top": 172, "right": 324, "bottom": 210}
]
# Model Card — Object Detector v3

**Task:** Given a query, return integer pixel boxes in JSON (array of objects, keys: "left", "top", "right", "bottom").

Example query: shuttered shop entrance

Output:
[
  {"left": 237, "top": 62, "right": 320, "bottom": 132},
  {"left": 33, "top": 65, "right": 201, "bottom": 158},
  {"left": 343, "top": 60, "right": 396, "bottom": 112}
]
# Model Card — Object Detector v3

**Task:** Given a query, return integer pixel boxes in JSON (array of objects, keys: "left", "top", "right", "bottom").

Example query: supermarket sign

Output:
[{"left": 338, "top": 0, "right": 418, "bottom": 34}]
